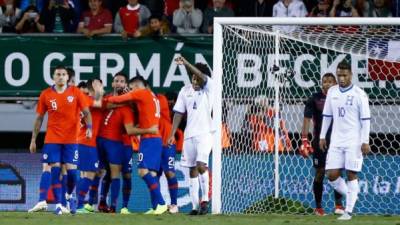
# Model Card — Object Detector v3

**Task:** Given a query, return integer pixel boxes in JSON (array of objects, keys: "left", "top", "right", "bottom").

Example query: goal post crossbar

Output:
[
  {"left": 214, "top": 17, "right": 400, "bottom": 26},
  {"left": 212, "top": 18, "right": 400, "bottom": 215}
]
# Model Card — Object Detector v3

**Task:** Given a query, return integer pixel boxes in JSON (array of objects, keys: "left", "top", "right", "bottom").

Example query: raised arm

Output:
[
  {"left": 175, "top": 56, "right": 209, "bottom": 82},
  {"left": 107, "top": 92, "right": 133, "bottom": 104}
]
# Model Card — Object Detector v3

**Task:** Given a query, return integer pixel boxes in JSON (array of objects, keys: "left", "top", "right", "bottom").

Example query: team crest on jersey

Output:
[
  {"left": 346, "top": 96, "right": 354, "bottom": 105},
  {"left": 67, "top": 96, "right": 74, "bottom": 103}
]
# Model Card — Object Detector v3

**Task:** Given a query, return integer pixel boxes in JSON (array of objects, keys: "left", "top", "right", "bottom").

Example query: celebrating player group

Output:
[
  {"left": 28, "top": 56, "right": 214, "bottom": 216},
  {"left": 27, "top": 54, "right": 370, "bottom": 220}
]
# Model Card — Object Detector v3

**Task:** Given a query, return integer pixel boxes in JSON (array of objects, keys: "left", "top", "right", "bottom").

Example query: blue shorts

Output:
[
  {"left": 138, "top": 137, "right": 162, "bottom": 171},
  {"left": 161, "top": 145, "right": 176, "bottom": 173},
  {"left": 122, "top": 145, "right": 133, "bottom": 174},
  {"left": 78, "top": 144, "right": 99, "bottom": 172},
  {"left": 42, "top": 144, "right": 78, "bottom": 165},
  {"left": 96, "top": 137, "right": 124, "bottom": 166}
]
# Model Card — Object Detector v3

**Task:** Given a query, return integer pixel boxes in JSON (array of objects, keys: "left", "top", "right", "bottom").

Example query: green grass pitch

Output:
[{"left": 0, "top": 212, "right": 399, "bottom": 225}]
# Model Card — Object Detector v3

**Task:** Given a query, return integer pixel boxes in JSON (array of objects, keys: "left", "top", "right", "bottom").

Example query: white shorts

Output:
[
  {"left": 181, "top": 133, "right": 213, "bottom": 168},
  {"left": 325, "top": 146, "right": 364, "bottom": 172}
]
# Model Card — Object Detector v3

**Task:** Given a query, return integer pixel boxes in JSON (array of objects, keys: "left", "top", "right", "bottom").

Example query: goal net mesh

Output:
[{"left": 220, "top": 24, "right": 400, "bottom": 215}]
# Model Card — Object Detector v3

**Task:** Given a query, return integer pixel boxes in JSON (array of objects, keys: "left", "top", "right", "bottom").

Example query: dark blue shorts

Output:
[
  {"left": 122, "top": 145, "right": 133, "bottom": 173},
  {"left": 78, "top": 144, "right": 99, "bottom": 172},
  {"left": 138, "top": 137, "right": 162, "bottom": 171},
  {"left": 96, "top": 137, "right": 124, "bottom": 166},
  {"left": 161, "top": 144, "right": 176, "bottom": 173},
  {"left": 42, "top": 143, "right": 78, "bottom": 165}
]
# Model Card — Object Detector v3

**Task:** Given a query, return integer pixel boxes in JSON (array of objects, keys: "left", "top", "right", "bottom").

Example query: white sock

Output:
[
  {"left": 199, "top": 170, "right": 209, "bottom": 202},
  {"left": 189, "top": 177, "right": 200, "bottom": 210},
  {"left": 345, "top": 179, "right": 359, "bottom": 213},
  {"left": 328, "top": 177, "right": 348, "bottom": 196}
]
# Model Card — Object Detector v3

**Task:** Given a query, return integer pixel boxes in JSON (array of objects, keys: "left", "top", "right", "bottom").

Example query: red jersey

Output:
[
  {"left": 122, "top": 134, "right": 140, "bottom": 152},
  {"left": 175, "top": 128, "right": 184, "bottom": 153},
  {"left": 119, "top": 6, "right": 139, "bottom": 34},
  {"left": 157, "top": 94, "right": 171, "bottom": 122},
  {"left": 36, "top": 86, "right": 89, "bottom": 144},
  {"left": 98, "top": 105, "right": 134, "bottom": 142},
  {"left": 80, "top": 8, "right": 113, "bottom": 31},
  {"left": 156, "top": 94, "right": 172, "bottom": 146},
  {"left": 108, "top": 89, "right": 161, "bottom": 139},
  {"left": 78, "top": 96, "right": 103, "bottom": 147}
]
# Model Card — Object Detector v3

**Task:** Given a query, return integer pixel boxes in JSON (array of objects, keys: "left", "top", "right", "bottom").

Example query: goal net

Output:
[{"left": 212, "top": 18, "right": 400, "bottom": 215}]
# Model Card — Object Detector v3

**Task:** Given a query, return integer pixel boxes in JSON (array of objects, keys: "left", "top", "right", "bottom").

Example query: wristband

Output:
[{"left": 86, "top": 124, "right": 92, "bottom": 129}]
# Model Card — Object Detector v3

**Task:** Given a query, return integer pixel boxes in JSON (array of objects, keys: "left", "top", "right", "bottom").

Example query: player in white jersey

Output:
[
  {"left": 319, "top": 61, "right": 371, "bottom": 220},
  {"left": 167, "top": 56, "right": 214, "bottom": 215}
]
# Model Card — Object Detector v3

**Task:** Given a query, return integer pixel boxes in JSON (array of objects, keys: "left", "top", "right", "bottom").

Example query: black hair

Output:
[
  {"left": 77, "top": 81, "right": 87, "bottom": 89},
  {"left": 149, "top": 14, "right": 162, "bottom": 21},
  {"left": 322, "top": 72, "right": 336, "bottom": 81},
  {"left": 52, "top": 65, "right": 68, "bottom": 76},
  {"left": 165, "top": 91, "right": 178, "bottom": 101},
  {"left": 193, "top": 63, "right": 211, "bottom": 77},
  {"left": 113, "top": 72, "right": 128, "bottom": 83},
  {"left": 129, "top": 75, "right": 148, "bottom": 86},
  {"left": 66, "top": 68, "right": 75, "bottom": 77},
  {"left": 337, "top": 60, "right": 351, "bottom": 71}
]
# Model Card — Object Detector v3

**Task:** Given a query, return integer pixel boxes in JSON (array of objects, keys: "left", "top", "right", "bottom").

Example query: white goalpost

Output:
[{"left": 212, "top": 18, "right": 400, "bottom": 215}]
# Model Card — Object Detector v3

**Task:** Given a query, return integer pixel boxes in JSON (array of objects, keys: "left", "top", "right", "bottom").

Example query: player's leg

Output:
[
  {"left": 28, "top": 163, "right": 51, "bottom": 212},
  {"left": 99, "top": 168, "right": 111, "bottom": 211},
  {"left": 76, "top": 171, "right": 96, "bottom": 213},
  {"left": 61, "top": 165, "right": 68, "bottom": 209},
  {"left": 181, "top": 137, "right": 200, "bottom": 215},
  {"left": 313, "top": 167, "right": 325, "bottom": 215},
  {"left": 338, "top": 147, "right": 363, "bottom": 220},
  {"left": 76, "top": 144, "right": 99, "bottom": 213},
  {"left": 63, "top": 144, "right": 80, "bottom": 214},
  {"left": 121, "top": 145, "right": 133, "bottom": 214},
  {"left": 195, "top": 133, "right": 213, "bottom": 215},
  {"left": 36, "top": 144, "right": 65, "bottom": 214},
  {"left": 95, "top": 137, "right": 111, "bottom": 212},
  {"left": 138, "top": 137, "right": 166, "bottom": 214},
  {"left": 326, "top": 147, "right": 348, "bottom": 197},
  {"left": 104, "top": 140, "right": 124, "bottom": 213},
  {"left": 162, "top": 145, "right": 178, "bottom": 213}
]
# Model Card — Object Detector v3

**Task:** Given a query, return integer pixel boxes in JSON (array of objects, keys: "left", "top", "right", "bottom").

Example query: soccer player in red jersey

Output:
[
  {"left": 107, "top": 75, "right": 168, "bottom": 215},
  {"left": 74, "top": 79, "right": 105, "bottom": 213},
  {"left": 28, "top": 65, "right": 92, "bottom": 215},
  {"left": 156, "top": 93, "right": 179, "bottom": 213},
  {"left": 96, "top": 73, "right": 157, "bottom": 213}
]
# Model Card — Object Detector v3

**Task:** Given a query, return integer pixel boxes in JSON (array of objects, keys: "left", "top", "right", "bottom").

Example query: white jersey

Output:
[
  {"left": 173, "top": 77, "right": 215, "bottom": 139},
  {"left": 321, "top": 84, "right": 371, "bottom": 147}
]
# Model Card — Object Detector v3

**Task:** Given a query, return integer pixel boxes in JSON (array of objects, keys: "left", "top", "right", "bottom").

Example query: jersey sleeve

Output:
[
  {"left": 359, "top": 91, "right": 371, "bottom": 120},
  {"left": 173, "top": 88, "right": 186, "bottom": 114},
  {"left": 107, "top": 91, "right": 136, "bottom": 104},
  {"left": 121, "top": 107, "right": 134, "bottom": 125},
  {"left": 303, "top": 96, "right": 314, "bottom": 119},
  {"left": 77, "top": 88, "right": 90, "bottom": 110},
  {"left": 322, "top": 90, "right": 333, "bottom": 117},
  {"left": 203, "top": 76, "right": 215, "bottom": 93},
  {"left": 36, "top": 91, "right": 47, "bottom": 116}
]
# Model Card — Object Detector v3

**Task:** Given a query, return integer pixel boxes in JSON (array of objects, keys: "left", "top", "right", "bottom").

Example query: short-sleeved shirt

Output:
[
  {"left": 321, "top": 85, "right": 371, "bottom": 147},
  {"left": 304, "top": 91, "right": 332, "bottom": 145},
  {"left": 37, "top": 86, "right": 89, "bottom": 144},
  {"left": 80, "top": 8, "right": 113, "bottom": 31},
  {"left": 157, "top": 94, "right": 173, "bottom": 146},
  {"left": 98, "top": 105, "right": 134, "bottom": 142},
  {"left": 107, "top": 89, "right": 161, "bottom": 139},
  {"left": 78, "top": 96, "right": 103, "bottom": 147},
  {"left": 173, "top": 77, "right": 215, "bottom": 139},
  {"left": 157, "top": 94, "right": 171, "bottom": 123}
]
